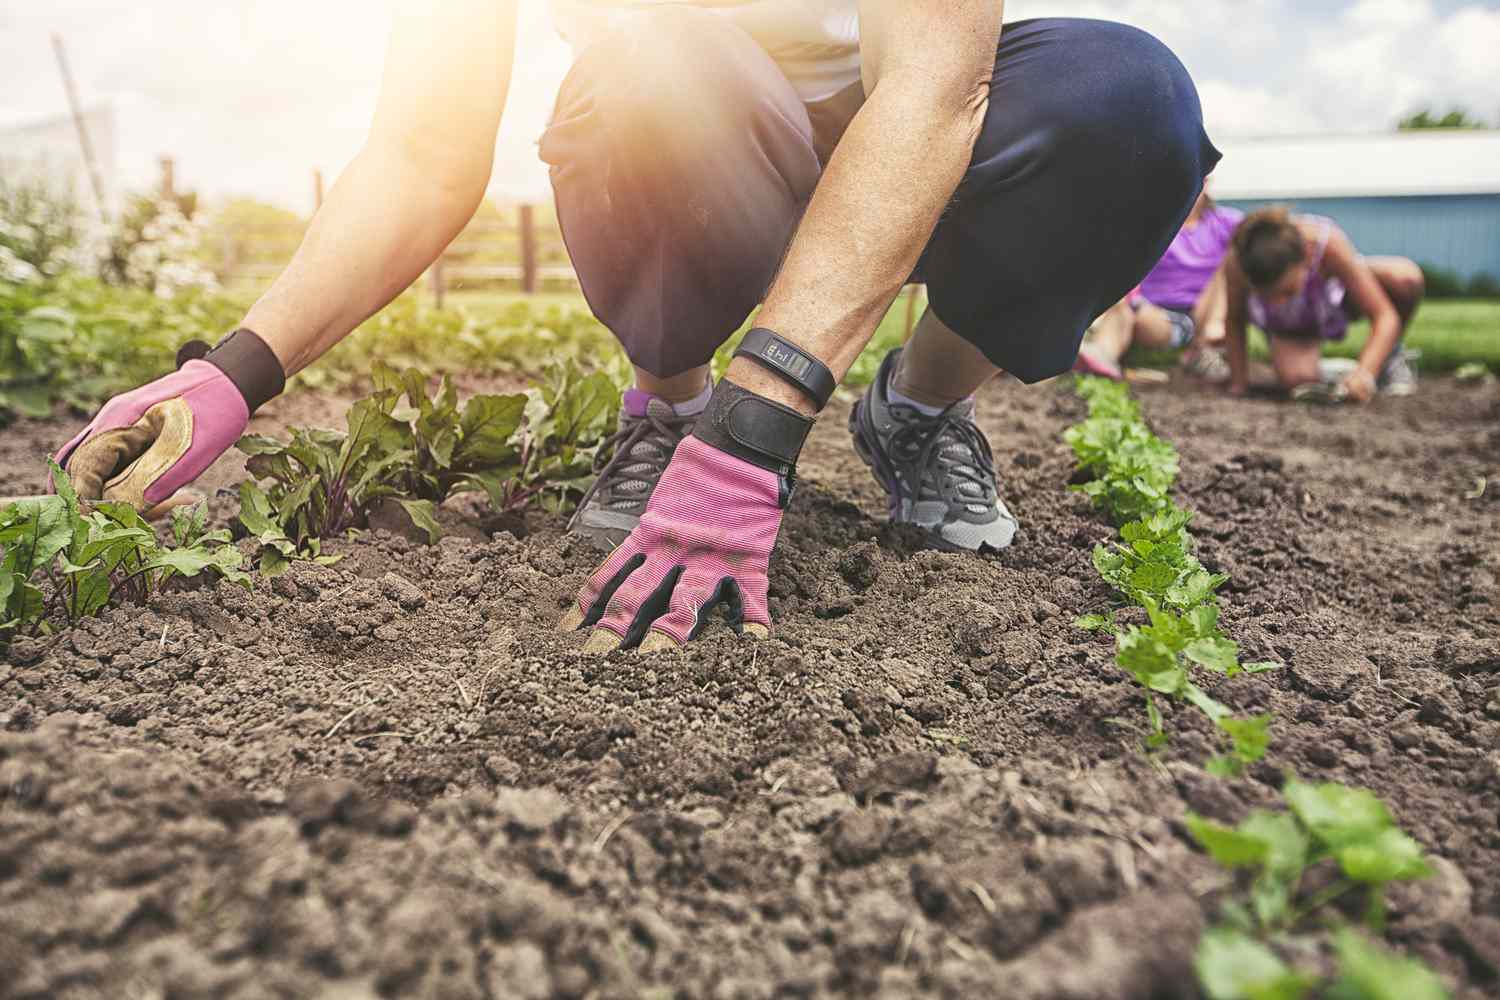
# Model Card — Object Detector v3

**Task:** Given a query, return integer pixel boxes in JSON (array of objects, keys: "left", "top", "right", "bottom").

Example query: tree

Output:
[{"left": 1398, "top": 108, "right": 1488, "bottom": 130}]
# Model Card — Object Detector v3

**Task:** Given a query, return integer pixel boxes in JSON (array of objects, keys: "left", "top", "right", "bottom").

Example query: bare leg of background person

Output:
[
  {"left": 1080, "top": 298, "right": 1137, "bottom": 366},
  {"left": 1129, "top": 303, "right": 1178, "bottom": 350},
  {"left": 1364, "top": 257, "right": 1425, "bottom": 330},
  {"left": 1268, "top": 334, "right": 1324, "bottom": 389},
  {"left": 892, "top": 307, "right": 1001, "bottom": 407}
]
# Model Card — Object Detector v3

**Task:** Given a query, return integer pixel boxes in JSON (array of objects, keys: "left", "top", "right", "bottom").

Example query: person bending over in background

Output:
[
  {"left": 1074, "top": 188, "right": 1238, "bottom": 382},
  {"left": 55, "top": 1, "right": 1218, "bottom": 652},
  {"left": 1223, "top": 208, "right": 1423, "bottom": 403}
]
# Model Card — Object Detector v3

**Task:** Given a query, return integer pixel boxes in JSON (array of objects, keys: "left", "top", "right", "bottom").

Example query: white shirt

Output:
[{"left": 550, "top": 0, "right": 862, "bottom": 103}]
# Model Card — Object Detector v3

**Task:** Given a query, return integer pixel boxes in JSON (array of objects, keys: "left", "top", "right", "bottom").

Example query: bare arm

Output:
[
  {"left": 244, "top": 0, "right": 517, "bottom": 375},
  {"left": 1224, "top": 256, "right": 1251, "bottom": 395},
  {"left": 1324, "top": 229, "right": 1400, "bottom": 385},
  {"left": 1193, "top": 258, "right": 1231, "bottom": 342},
  {"left": 726, "top": 0, "right": 1004, "bottom": 414}
]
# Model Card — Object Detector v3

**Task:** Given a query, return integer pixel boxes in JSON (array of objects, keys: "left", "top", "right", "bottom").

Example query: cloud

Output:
[
  {"left": 2, "top": 1, "right": 1497, "bottom": 208},
  {"left": 1311, "top": 0, "right": 1500, "bottom": 126}
]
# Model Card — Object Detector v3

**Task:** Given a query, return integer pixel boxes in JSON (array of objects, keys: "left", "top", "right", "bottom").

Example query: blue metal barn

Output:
[{"left": 1212, "top": 132, "right": 1500, "bottom": 284}]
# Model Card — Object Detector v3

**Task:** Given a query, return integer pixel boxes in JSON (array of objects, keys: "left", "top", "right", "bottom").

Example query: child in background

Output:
[
  {"left": 1075, "top": 189, "right": 1239, "bottom": 381},
  {"left": 1223, "top": 207, "right": 1423, "bottom": 402}
]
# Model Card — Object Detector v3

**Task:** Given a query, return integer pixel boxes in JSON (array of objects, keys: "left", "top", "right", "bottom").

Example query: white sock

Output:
[
  {"left": 669, "top": 381, "right": 713, "bottom": 417},
  {"left": 888, "top": 381, "right": 950, "bottom": 417}
]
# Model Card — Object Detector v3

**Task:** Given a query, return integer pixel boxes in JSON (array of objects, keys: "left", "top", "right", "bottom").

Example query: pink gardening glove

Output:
[
  {"left": 560, "top": 381, "right": 810, "bottom": 652},
  {"left": 55, "top": 329, "right": 284, "bottom": 508}
]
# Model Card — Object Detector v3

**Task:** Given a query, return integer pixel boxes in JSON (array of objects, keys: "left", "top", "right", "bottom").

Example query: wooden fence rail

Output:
[{"left": 215, "top": 204, "right": 577, "bottom": 303}]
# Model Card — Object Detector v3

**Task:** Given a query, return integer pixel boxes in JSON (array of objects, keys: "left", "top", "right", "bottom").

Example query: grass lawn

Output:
[
  {"left": 1124, "top": 299, "right": 1499, "bottom": 374},
  {"left": 445, "top": 286, "right": 929, "bottom": 388},
  {"left": 450, "top": 289, "right": 1498, "bottom": 379},
  {"left": 1317, "top": 300, "right": 1500, "bottom": 372}
]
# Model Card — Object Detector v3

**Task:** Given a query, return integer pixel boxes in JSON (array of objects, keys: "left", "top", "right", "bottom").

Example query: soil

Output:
[{"left": 2, "top": 374, "right": 1498, "bottom": 999}]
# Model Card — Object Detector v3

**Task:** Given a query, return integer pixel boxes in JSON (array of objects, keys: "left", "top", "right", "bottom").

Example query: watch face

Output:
[{"left": 762, "top": 340, "right": 812, "bottom": 380}]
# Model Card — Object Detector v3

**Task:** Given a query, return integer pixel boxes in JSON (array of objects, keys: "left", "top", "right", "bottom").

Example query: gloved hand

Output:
[
  {"left": 55, "top": 328, "right": 285, "bottom": 507},
  {"left": 559, "top": 380, "right": 812, "bottom": 652}
]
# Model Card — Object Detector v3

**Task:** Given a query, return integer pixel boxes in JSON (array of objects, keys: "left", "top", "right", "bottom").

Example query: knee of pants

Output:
[
  {"left": 1015, "top": 23, "right": 1210, "bottom": 213},
  {"left": 549, "top": 8, "right": 816, "bottom": 184},
  {"left": 929, "top": 20, "right": 1216, "bottom": 381}
]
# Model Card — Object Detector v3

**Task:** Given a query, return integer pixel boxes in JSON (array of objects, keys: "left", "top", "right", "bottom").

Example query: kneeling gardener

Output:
[{"left": 57, "top": 1, "right": 1220, "bottom": 651}]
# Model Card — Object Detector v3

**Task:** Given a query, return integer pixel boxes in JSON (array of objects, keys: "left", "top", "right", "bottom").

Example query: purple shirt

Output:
[{"left": 1139, "top": 205, "right": 1243, "bottom": 312}]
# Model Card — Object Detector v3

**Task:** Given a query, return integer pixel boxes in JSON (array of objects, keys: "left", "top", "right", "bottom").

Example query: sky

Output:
[{"left": 2, "top": 0, "right": 1498, "bottom": 212}]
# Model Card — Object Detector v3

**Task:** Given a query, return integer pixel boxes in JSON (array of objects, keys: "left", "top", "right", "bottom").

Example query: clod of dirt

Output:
[
  {"left": 829, "top": 809, "right": 891, "bottom": 865},
  {"left": 848, "top": 752, "right": 939, "bottom": 803},
  {"left": 377, "top": 571, "right": 427, "bottom": 610},
  {"left": 494, "top": 786, "right": 569, "bottom": 833}
]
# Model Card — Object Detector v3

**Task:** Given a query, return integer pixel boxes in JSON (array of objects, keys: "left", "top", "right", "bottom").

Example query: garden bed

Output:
[{"left": 2, "top": 374, "right": 1497, "bottom": 998}]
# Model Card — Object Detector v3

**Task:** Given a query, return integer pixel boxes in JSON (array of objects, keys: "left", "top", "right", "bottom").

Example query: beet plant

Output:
[
  {"left": 236, "top": 359, "right": 620, "bottom": 572},
  {"left": 1, "top": 463, "right": 248, "bottom": 643}
]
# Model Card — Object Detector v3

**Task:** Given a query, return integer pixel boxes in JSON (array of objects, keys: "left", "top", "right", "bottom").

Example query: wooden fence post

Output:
[
  {"left": 158, "top": 156, "right": 176, "bottom": 202},
  {"left": 431, "top": 256, "right": 446, "bottom": 310},
  {"left": 519, "top": 204, "right": 538, "bottom": 295}
]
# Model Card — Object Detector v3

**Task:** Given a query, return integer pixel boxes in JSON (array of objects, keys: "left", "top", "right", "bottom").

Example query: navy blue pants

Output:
[{"left": 541, "top": 14, "right": 1220, "bottom": 384}]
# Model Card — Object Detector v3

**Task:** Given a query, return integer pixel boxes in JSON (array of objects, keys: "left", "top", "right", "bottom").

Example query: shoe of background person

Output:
[
  {"left": 1182, "top": 346, "right": 1231, "bottom": 383},
  {"left": 567, "top": 393, "right": 694, "bottom": 551},
  {"left": 1378, "top": 346, "right": 1419, "bottom": 397},
  {"left": 1072, "top": 345, "right": 1124, "bottom": 381},
  {"left": 1316, "top": 357, "right": 1359, "bottom": 384},
  {"left": 849, "top": 350, "right": 1019, "bottom": 552},
  {"left": 1290, "top": 380, "right": 1350, "bottom": 405}
]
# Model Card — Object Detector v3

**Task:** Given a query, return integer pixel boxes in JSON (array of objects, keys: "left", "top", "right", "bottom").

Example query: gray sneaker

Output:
[
  {"left": 1378, "top": 347, "right": 1418, "bottom": 397},
  {"left": 849, "top": 349, "right": 1019, "bottom": 552},
  {"left": 567, "top": 396, "right": 693, "bottom": 550}
]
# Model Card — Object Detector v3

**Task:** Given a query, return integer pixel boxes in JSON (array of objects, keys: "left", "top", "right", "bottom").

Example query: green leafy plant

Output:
[
  {"left": 1114, "top": 597, "right": 1276, "bottom": 774},
  {"left": 1189, "top": 779, "right": 1447, "bottom": 1000},
  {"left": 1, "top": 463, "right": 248, "bottom": 642},
  {"left": 1091, "top": 506, "right": 1228, "bottom": 611},
  {"left": 1, "top": 273, "right": 246, "bottom": 424},
  {"left": 1065, "top": 376, "right": 1179, "bottom": 525},
  {"left": 236, "top": 358, "right": 621, "bottom": 572},
  {"left": 1065, "top": 378, "right": 1280, "bottom": 770}
]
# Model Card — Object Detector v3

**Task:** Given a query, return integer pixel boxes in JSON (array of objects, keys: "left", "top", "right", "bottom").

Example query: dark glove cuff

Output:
[
  {"left": 177, "top": 328, "right": 286, "bottom": 414},
  {"left": 691, "top": 379, "right": 814, "bottom": 478}
]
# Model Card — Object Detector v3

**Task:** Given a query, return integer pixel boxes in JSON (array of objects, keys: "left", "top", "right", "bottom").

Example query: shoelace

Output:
[
  {"left": 571, "top": 409, "right": 690, "bottom": 517},
  {"left": 887, "top": 403, "right": 997, "bottom": 514}
]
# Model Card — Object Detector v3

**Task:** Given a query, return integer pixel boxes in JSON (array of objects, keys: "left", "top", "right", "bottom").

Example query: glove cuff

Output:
[
  {"left": 176, "top": 328, "right": 286, "bottom": 414},
  {"left": 691, "top": 379, "right": 813, "bottom": 479}
]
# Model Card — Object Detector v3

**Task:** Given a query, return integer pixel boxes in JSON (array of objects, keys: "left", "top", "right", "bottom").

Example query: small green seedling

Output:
[
  {"left": 1189, "top": 779, "right": 1447, "bottom": 1000},
  {"left": 1065, "top": 375, "right": 1180, "bottom": 525}
]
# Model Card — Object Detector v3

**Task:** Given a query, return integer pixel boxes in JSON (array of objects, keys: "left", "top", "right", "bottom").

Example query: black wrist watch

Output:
[{"left": 733, "top": 327, "right": 837, "bottom": 411}]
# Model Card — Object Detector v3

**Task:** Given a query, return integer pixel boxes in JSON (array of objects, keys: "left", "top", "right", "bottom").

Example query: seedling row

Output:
[{"left": 1063, "top": 376, "right": 1447, "bottom": 1000}]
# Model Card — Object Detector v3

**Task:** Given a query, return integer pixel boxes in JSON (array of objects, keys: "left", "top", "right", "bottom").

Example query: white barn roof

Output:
[{"left": 1211, "top": 131, "right": 1500, "bottom": 200}]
